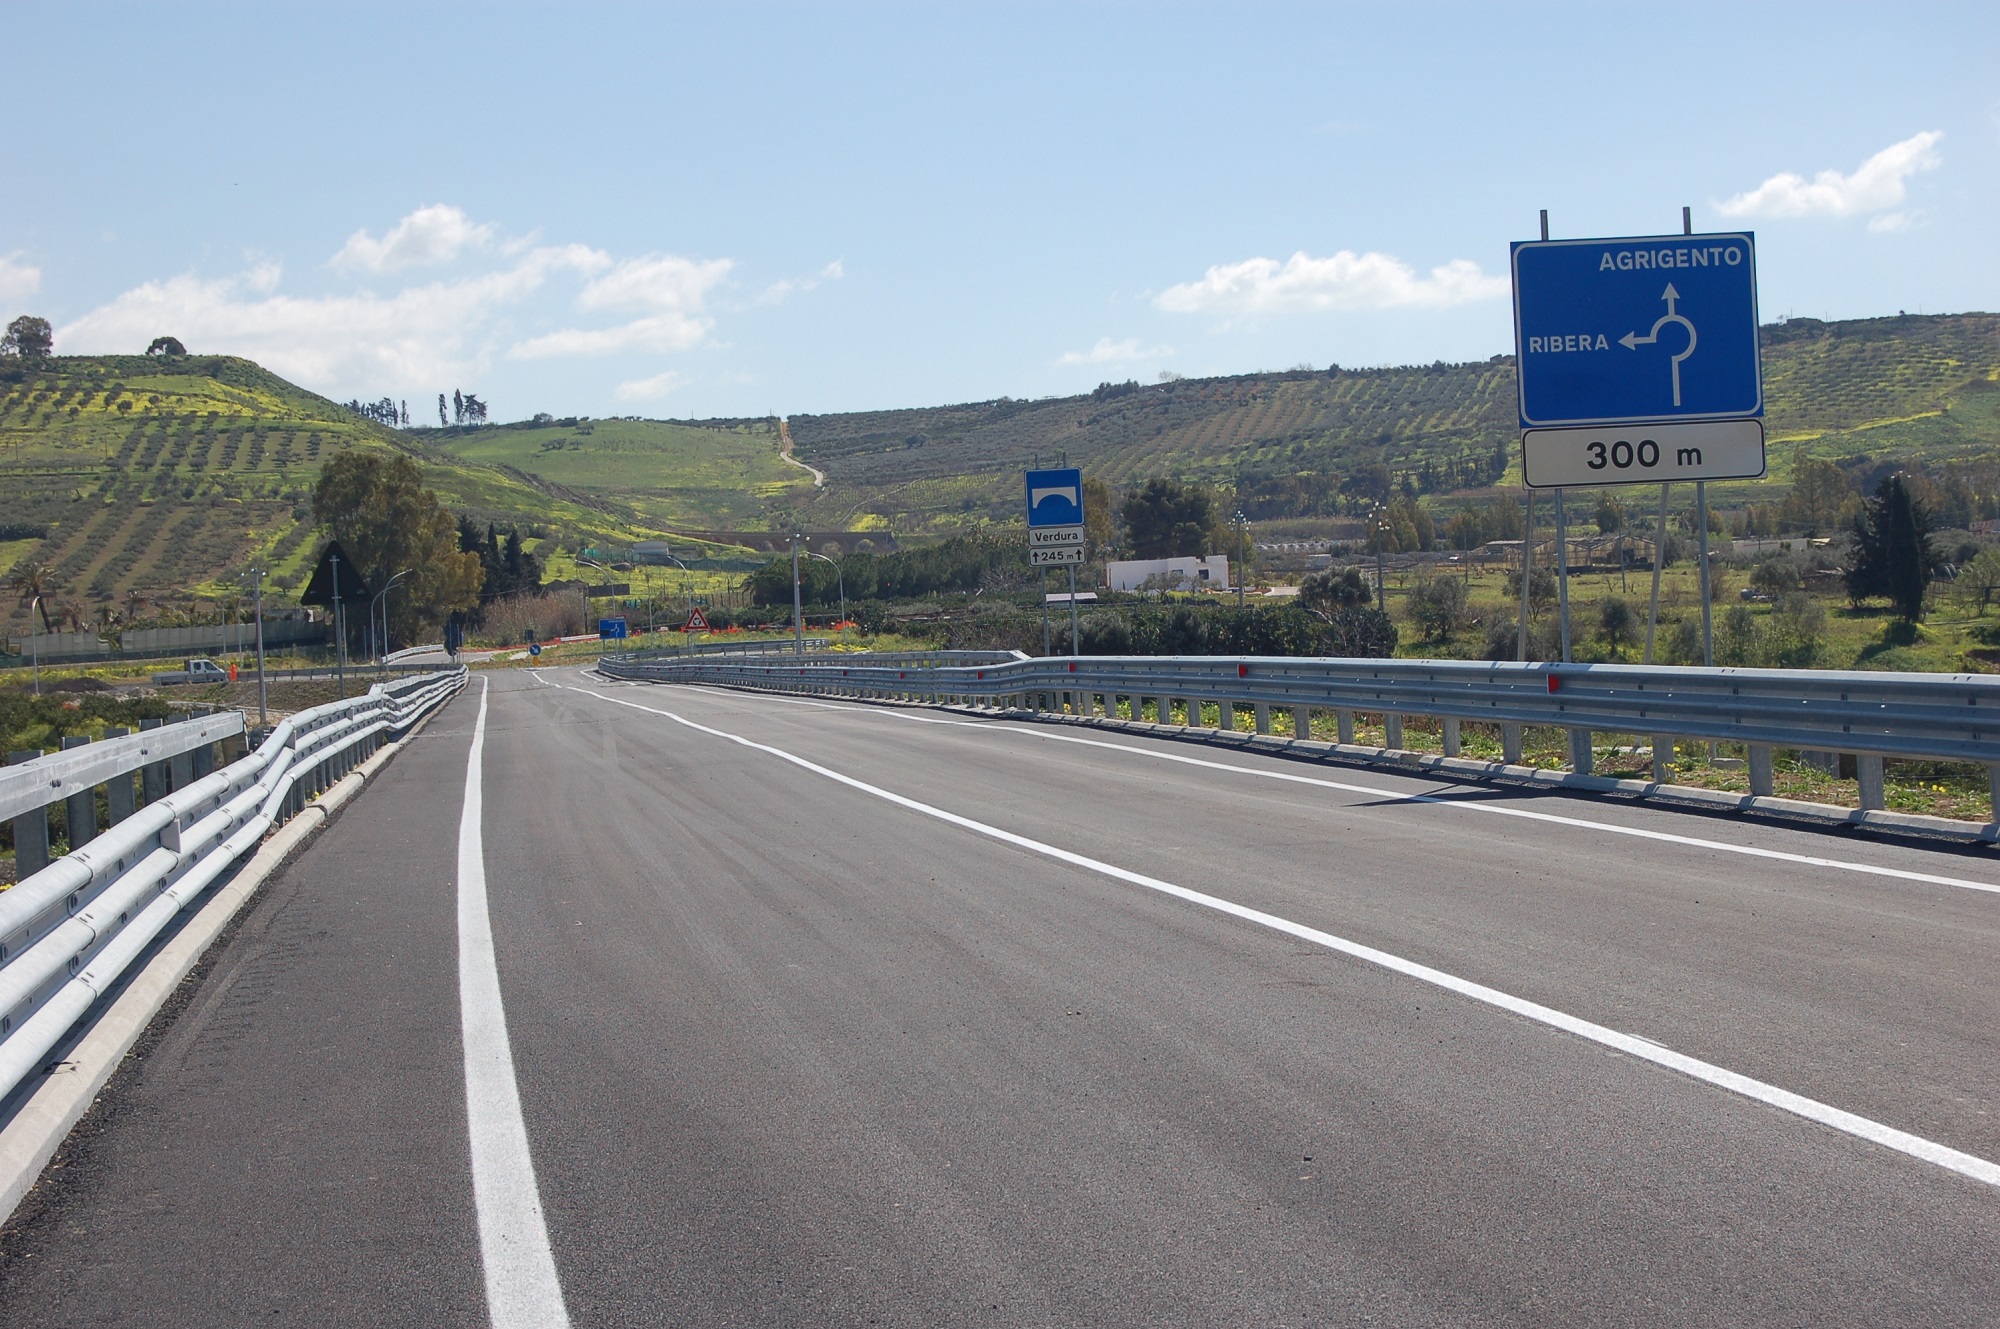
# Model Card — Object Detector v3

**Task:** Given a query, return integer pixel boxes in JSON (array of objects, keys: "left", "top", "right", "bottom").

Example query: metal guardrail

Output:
[
  {"left": 0, "top": 668, "right": 467, "bottom": 1106},
  {"left": 598, "top": 653, "right": 2000, "bottom": 819},
  {"left": 609, "top": 638, "right": 832, "bottom": 662},
  {"left": 604, "top": 645, "right": 1026, "bottom": 668}
]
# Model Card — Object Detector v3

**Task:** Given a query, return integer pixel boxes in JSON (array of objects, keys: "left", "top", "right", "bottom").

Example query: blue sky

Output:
[{"left": 4, "top": 2, "right": 1996, "bottom": 421}]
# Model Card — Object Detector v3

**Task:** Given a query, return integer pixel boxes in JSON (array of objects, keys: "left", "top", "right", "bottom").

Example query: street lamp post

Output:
[
  {"left": 371, "top": 569, "right": 413, "bottom": 675},
  {"left": 805, "top": 551, "right": 846, "bottom": 645},
  {"left": 1233, "top": 510, "right": 1248, "bottom": 608},
  {"left": 29, "top": 595, "right": 42, "bottom": 696},
  {"left": 241, "top": 568, "right": 269, "bottom": 728},
  {"left": 790, "top": 533, "right": 804, "bottom": 656}
]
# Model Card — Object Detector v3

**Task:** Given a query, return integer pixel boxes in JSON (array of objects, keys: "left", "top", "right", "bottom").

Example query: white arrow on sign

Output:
[{"left": 1619, "top": 283, "right": 1698, "bottom": 407}]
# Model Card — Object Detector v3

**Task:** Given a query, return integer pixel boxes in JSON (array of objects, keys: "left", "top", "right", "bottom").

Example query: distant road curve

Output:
[{"left": 777, "top": 419, "right": 825, "bottom": 487}]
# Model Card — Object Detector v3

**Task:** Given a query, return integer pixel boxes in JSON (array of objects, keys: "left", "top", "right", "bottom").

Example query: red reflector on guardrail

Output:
[
  {"left": 1238, "top": 664, "right": 1249, "bottom": 678},
  {"left": 1548, "top": 675, "right": 1561, "bottom": 692},
  {"left": 1068, "top": 662, "right": 1077, "bottom": 672}
]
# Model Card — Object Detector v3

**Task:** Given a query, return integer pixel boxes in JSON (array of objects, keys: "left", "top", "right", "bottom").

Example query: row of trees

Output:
[
  {"left": 346, "top": 397, "right": 410, "bottom": 427},
  {"left": 441, "top": 389, "right": 488, "bottom": 426}
]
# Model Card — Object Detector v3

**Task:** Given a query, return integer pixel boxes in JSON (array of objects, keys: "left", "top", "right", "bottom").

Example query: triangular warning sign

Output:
[{"left": 682, "top": 608, "right": 711, "bottom": 632}]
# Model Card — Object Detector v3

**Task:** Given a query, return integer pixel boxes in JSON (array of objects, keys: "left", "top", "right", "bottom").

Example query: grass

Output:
[{"left": 426, "top": 417, "right": 807, "bottom": 530}]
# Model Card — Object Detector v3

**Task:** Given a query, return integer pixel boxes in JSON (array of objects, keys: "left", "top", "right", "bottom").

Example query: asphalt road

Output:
[{"left": 2, "top": 667, "right": 1996, "bottom": 1326}]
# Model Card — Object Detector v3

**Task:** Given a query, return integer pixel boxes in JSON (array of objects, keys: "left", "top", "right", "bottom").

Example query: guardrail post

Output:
[
  {"left": 140, "top": 717, "right": 168, "bottom": 804},
  {"left": 7, "top": 750, "right": 50, "bottom": 878},
  {"left": 1254, "top": 703, "right": 1271, "bottom": 735},
  {"left": 105, "top": 728, "right": 138, "bottom": 824},
  {"left": 1216, "top": 701, "right": 1234, "bottom": 732},
  {"left": 1336, "top": 710, "right": 1355, "bottom": 745},
  {"left": 1291, "top": 706, "right": 1312, "bottom": 740},
  {"left": 1748, "top": 745, "right": 1775, "bottom": 797},
  {"left": 1384, "top": 713, "right": 1404, "bottom": 750},
  {"left": 169, "top": 743, "right": 194, "bottom": 793},
  {"left": 1502, "top": 724, "right": 1523, "bottom": 764},
  {"left": 61, "top": 736, "right": 96, "bottom": 850},
  {"left": 1652, "top": 737, "right": 1673, "bottom": 782},
  {"left": 1990, "top": 764, "right": 2000, "bottom": 826},
  {"left": 191, "top": 740, "right": 214, "bottom": 779},
  {"left": 1857, "top": 755, "right": 1886, "bottom": 810},
  {"left": 1442, "top": 717, "right": 1461, "bottom": 758},
  {"left": 1568, "top": 729, "right": 1593, "bottom": 775}
]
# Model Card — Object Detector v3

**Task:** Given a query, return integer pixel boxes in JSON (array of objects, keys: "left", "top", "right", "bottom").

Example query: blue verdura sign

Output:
[
  {"left": 1024, "top": 468, "right": 1084, "bottom": 528},
  {"left": 1512, "top": 232, "right": 1761, "bottom": 429}
]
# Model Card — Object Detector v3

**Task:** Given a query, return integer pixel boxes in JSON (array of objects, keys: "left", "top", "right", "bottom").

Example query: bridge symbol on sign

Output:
[
  {"left": 1024, "top": 468, "right": 1084, "bottom": 528},
  {"left": 1619, "top": 284, "right": 1697, "bottom": 406}
]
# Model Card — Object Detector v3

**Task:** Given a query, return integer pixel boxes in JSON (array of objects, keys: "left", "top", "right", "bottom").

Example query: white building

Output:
[{"left": 1104, "top": 555, "right": 1230, "bottom": 593}]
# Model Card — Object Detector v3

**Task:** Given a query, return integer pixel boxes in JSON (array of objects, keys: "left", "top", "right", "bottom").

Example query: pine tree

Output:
[{"left": 1845, "top": 474, "right": 1936, "bottom": 621}]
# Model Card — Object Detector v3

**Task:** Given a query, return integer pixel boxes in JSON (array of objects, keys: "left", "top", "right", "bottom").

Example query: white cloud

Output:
[
  {"left": 1155, "top": 250, "right": 1506, "bottom": 317},
  {"left": 0, "top": 253, "right": 42, "bottom": 306},
  {"left": 1057, "top": 336, "right": 1173, "bottom": 366},
  {"left": 512, "top": 252, "right": 732, "bottom": 359},
  {"left": 59, "top": 245, "right": 605, "bottom": 394},
  {"left": 332, "top": 204, "right": 498, "bottom": 272},
  {"left": 758, "top": 258, "right": 844, "bottom": 305},
  {"left": 1715, "top": 131, "right": 1943, "bottom": 219},
  {"left": 614, "top": 370, "right": 685, "bottom": 401}
]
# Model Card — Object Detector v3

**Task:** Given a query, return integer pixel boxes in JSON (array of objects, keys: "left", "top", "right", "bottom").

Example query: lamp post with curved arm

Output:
[
  {"left": 371, "top": 569, "right": 413, "bottom": 674},
  {"left": 804, "top": 550, "right": 846, "bottom": 645},
  {"left": 650, "top": 553, "right": 692, "bottom": 638},
  {"left": 29, "top": 594, "right": 42, "bottom": 696}
]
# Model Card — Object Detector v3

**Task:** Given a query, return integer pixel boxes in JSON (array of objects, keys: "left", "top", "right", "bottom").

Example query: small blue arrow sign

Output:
[{"left": 1512, "top": 232, "right": 1761, "bottom": 429}]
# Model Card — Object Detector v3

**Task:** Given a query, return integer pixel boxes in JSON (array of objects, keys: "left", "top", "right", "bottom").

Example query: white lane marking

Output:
[
  {"left": 707, "top": 695, "right": 2000, "bottom": 899},
  {"left": 565, "top": 682, "right": 2000, "bottom": 1191},
  {"left": 459, "top": 677, "right": 573, "bottom": 1327}
]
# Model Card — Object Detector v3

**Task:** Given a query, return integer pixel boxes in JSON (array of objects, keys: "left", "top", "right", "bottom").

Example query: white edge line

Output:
[
  {"left": 460, "top": 676, "right": 573, "bottom": 1327},
  {"left": 567, "top": 682, "right": 2000, "bottom": 1192},
  {"left": 696, "top": 688, "right": 2000, "bottom": 898}
]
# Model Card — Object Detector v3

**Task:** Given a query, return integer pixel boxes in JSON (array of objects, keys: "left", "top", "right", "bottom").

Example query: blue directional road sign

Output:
[
  {"left": 597, "top": 617, "right": 628, "bottom": 640},
  {"left": 1512, "top": 232, "right": 1761, "bottom": 429},
  {"left": 1024, "top": 468, "right": 1084, "bottom": 528}
]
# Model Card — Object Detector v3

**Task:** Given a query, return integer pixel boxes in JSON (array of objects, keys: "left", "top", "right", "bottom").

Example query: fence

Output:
[
  {"left": 597, "top": 653, "right": 2000, "bottom": 820},
  {"left": 0, "top": 669, "right": 466, "bottom": 1106}
]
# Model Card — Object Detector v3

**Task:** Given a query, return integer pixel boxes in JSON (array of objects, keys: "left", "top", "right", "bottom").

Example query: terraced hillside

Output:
[
  {"left": 789, "top": 312, "right": 2000, "bottom": 532},
  {"left": 421, "top": 414, "right": 810, "bottom": 531},
  {"left": 0, "top": 356, "right": 766, "bottom": 638}
]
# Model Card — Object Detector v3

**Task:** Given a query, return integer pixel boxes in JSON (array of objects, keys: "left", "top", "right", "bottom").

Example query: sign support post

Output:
[
  {"left": 1697, "top": 481, "right": 1714, "bottom": 666},
  {"left": 1517, "top": 491, "right": 1533, "bottom": 661},
  {"left": 1555, "top": 489, "right": 1571, "bottom": 662},
  {"left": 1040, "top": 569, "right": 1050, "bottom": 656},
  {"left": 1068, "top": 565, "right": 1080, "bottom": 655},
  {"left": 1646, "top": 482, "right": 1669, "bottom": 664}
]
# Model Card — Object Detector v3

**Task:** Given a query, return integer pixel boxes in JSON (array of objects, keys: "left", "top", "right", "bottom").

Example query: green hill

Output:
[
  {"left": 788, "top": 312, "right": 2000, "bottom": 532},
  {"left": 5, "top": 311, "right": 1996, "bottom": 640},
  {"left": 0, "top": 355, "right": 795, "bottom": 637}
]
